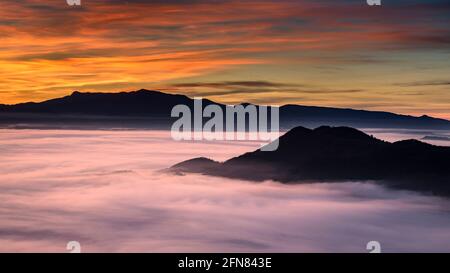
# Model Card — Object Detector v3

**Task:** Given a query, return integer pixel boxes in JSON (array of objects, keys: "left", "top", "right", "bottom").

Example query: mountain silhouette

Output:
[
  {"left": 171, "top": 126, "right": 450, "bottom": 197},
  {"left": 0, "top": 90, "right": 213, "bottom": 116},
  {"left": 1, "top": 89, "right": 449, "bottom": 129},
  {"left": 422, "top": 135, "right": 450, "bottom": 142}
]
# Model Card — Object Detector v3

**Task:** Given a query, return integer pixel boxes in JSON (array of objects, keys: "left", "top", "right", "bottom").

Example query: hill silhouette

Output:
[
  {"left": 171, "top": 126, "right": 450, "bottom": 197},
  {"left": 1, "top": 89, "right": 449, "bottom": 130}
]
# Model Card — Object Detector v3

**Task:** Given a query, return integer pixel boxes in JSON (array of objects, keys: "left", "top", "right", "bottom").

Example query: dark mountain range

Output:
[
  {"left": 0, "top": 90, "right": 211, "bottom": 116},
  {"left": 422, "top": 135, "right": 450, "bottom": 142},
  {"left": 170, "top": 126, "right": 450, "bottom": 197},
  {"left": 1, "top": 89, "right": 449, "bottom": 130}
]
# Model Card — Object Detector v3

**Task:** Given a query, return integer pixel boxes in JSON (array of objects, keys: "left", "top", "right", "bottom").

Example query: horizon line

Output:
[{"left": 1, "top": 88, "right": 449, "bottom": 122}]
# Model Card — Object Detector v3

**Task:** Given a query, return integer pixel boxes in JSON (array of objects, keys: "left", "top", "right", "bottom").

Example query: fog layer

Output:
[{"left": 0, "top": 129, "right": 449, "bottom": 252}]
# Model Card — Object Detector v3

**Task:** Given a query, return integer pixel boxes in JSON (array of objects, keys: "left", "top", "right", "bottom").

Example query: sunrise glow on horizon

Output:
[{"left": 0, "top": 0, "right": 449, "bottom": 119}]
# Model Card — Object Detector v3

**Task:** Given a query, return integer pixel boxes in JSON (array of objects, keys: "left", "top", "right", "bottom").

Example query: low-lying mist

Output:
[{"left": 0, "top": 129, "right": 449, "bottom": 252}]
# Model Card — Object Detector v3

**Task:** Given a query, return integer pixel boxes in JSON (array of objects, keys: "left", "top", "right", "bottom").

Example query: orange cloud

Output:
[{"left": 0, "top": 0, "right": 448, "bottom": 119}]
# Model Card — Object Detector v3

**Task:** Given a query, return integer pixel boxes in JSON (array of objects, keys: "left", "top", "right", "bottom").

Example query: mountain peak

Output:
[
  {"left": 134, "top": 89, "right": 160, "bottom": 94},
  {"left": 279, "top": 125, "right": 375, "bottom": 145},
  {"left": 171, "top": 157, "right": 220, "bottom": 174},
  {"left": 172, "top": 126, "right": 450, "bottom": 197},
  {"left": 282, "top": 126, "right": 312, "bottom": 136},
  {"left": 1, "top": 89, "right": 449, "bottom": 130},
  {"left": 312, "top": 126, "right": 374, "bottom": 140},
  {"left": 392, "top": 139, "right": 434, "bottom": 149}
]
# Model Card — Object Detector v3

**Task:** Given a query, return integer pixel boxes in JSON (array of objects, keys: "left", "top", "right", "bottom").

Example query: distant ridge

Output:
[
  {"left": 1, "top": 89, "right": 449, "bottom": 130},
  {"left": 171, "top": 126, "right": 450, "bottom": 197},
  {"left": 422, "top": 135, "right": 450, "bottom": 142}
]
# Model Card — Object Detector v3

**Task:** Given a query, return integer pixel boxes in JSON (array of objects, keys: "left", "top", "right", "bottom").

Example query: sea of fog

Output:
[{"left": 0, "top": 129, "right": 449, "bottom": 252}]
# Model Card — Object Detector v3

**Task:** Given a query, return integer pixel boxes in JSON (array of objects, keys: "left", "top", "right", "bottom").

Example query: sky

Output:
[{"left": 0, "top": 0, "right": 449, "bottom": 118}]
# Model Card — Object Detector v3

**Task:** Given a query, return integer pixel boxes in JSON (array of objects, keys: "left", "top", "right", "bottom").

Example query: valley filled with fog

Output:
[{"left": 0, "top": 129, "right": 449, "bottom": 252}]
